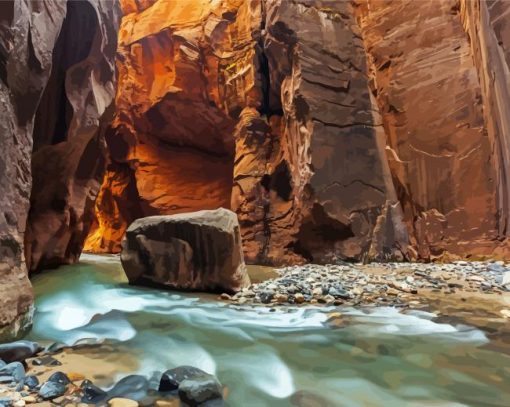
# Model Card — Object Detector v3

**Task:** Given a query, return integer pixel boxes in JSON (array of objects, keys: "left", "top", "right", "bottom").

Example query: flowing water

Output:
[{"left": 28, "top": 255, "right": 510, "bottom": 406}]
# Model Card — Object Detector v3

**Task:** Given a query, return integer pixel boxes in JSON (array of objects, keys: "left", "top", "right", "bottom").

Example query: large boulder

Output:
[{"left": 120, "top": 208, "right": 250, "bottom": 293}]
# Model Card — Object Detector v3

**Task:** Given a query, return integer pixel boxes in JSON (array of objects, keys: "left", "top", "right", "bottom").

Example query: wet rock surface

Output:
[{"left": 121, "top": 208, "right": 250, "bottom": 293}]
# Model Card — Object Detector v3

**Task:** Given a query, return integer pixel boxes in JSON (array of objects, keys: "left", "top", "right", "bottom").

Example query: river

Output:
[{"left": 26, "top": 254, "right": 510, "bottom": 406}]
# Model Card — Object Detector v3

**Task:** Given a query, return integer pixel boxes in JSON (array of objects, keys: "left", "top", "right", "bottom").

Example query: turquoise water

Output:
[{"left": 28, "top": 255, "right": 510, "bottom": 406}]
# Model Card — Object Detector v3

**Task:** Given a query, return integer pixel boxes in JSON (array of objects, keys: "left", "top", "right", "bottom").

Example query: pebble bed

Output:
[
  {"left": 0, "top": 342, "right": 224, "bottom": 407},
  {"left": 221, "top": 261, "right": 510, "bottom": 309}
]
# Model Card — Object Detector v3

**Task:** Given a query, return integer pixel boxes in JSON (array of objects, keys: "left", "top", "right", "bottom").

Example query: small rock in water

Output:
[
  {"left": 0, "top": 397, "right": 13, "bottom": 406},
  {"left": 32, "top": 355, "right": 62, "bottom": 367},
  {"left": 500, "top": 309, "right": 510, "bottom": 319},
  {"left": 274, "top": 293, "right": 288, "bottom": 304},
  {"left": 294, "top": 293, "right": 305, "bottom": 304},
  {"left": 312, "top": 287, "right": 322, "bottom": 296},
  {"left": 108, "top": 398, "right": 139, "bottom": 407},
  {"left": 329, "top": 286, "right": 351, "bottom": 299},
  {"left": 39, "top": 381, "right": 67, "bottom": 400},
  {"left": 259, "top": 291, "right": 274, "bottom": 304},
  {"left": 159, "top": 366, "right": 209, "bottom": 392},
  {"left": 501, "top": 272, "right": 510, "bottom": 285},
  {"left": 386, "top": 288, "right": 399, "bottom": 296},
  {"left": 219, "top": 293, "right": 231, "bottom": 301},
  {"left": 108, "top": 375, "right": 149, "bottom": 401},
  {"left": 0, "top": 375, "right": 13, "bottom": 384},
  {"left": 22, "top": 396, "right": 36, "bottom": 404},
  {"left": 45, "top": 342, "right": 68, "bottom": 354},
  {"left": 178, "top": 376, "right": 223, "bottom": 406}
]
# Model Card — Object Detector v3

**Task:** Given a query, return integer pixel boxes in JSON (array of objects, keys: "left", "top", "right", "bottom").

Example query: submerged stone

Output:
[
  {"left": 48, "top": 371, "right": 71, "bottom": 385},
  {"left": 23, "top": 375, "right": 39, "bottom": 390},
  {"left": 0, "top": 362, "right": 25, "bottom": 383},
  {"left": 107, "top": 375, "right": 149, "bottom": 401},
  {"left": 178, "top": 376, "right": 223, "bottom": 406}
]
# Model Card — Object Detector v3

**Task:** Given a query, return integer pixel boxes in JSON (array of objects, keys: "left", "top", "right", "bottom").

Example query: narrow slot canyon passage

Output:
[{"left": 1, "top": 1, "right": 510, "bottom": 406}]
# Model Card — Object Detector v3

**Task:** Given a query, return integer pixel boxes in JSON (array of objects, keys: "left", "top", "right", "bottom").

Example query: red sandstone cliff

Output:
[
  {"left": 87, "top": 0, "right": 510, "bottom": 264},
  {"left": 86, "top": 0, "right": 410, "bottom": 263}
]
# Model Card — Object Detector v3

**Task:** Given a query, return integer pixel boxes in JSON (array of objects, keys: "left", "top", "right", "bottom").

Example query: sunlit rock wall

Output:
[
  {"left": 88, "top": 0, "right": 410, "bottom": 264},
  {"left": 88, "top": 0, "right": 510, "bottom": 263},
  {"left": 85, "top": 0, "right": 262, "bottom": 253}
]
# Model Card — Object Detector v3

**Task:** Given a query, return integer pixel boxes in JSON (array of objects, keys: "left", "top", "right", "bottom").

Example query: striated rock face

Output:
[
  {"left": 121, "top": 208, "right": 250, "bottom": 293},
  {"left": 0, "top": 0, "right": 119, "bottom": 338},
  {"left": 87, "top": 0, "right": 510, "bottom": 264},
  {"left": 355, "top": 0, "right": 510, "bottom": 260},
  {"left": 460, "top": 0, "right": 510, "bottom": 248},
  {"left": 25, "top": 0, "right": 120, "bottom": 271},
  {"left": 0, "top": 0, "right": 64, "bottom": 339}
]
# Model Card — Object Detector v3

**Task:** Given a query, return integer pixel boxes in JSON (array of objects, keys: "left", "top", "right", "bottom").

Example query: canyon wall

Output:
[
  {"left": 355, "top": 0, "right": 510, "bottom": 260},
  {"left": 25, "top": 1, "right": 120, "bottom": 272},
  {"left": 0, "top": 0, "right": 119, "bottom": 338},
  {"left": 85, "top": 0, "right": 261, "bottom": 253},
  {"left": 87, "top": 0, "right": 411, "bottom": 264},
  {"left": 89, "top": 0, "right": 510, "bottom": 264}
]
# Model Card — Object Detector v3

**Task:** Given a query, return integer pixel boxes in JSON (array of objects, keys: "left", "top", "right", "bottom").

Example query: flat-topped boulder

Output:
[{"left": 120, "top": 208, "right": 250, "bottom": 293}]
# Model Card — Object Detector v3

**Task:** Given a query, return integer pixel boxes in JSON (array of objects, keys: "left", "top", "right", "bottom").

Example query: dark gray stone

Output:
[
  {"left": 0, "top": 397, "right": 13, "bottom": 407},
  {"left": 328, "top": 286, "right": 351, "bottom": 299},
  {"left": 0, "top": 341, "right": 41, "bottom": 363},
  {"left": 178, "top": 376, "right": 223, "bottom": 406},
  {"left": 107, "top": 375, "right": 149, "bottom": 401},
  {"left": 48, "top": 371, "right": 71, "bottom": 385},
  {"left": 81, "top": 380, "right": 107, "bottom": 404},
  {"left": 23, "top": 375, "right": 39, "bottom": 390},
  {"left": 159, "top": 366, "right": 209, "bottom": 392},
  {"left": 259, "top": 291, "right": 274, "bottom": 304},
  {"left": 39, "top": 381, "right": 67, "bottom": 400}
]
